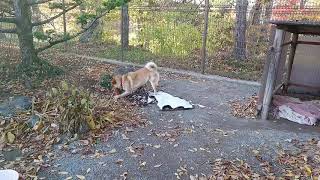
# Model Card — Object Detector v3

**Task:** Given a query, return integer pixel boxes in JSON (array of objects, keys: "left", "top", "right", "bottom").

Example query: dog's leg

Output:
[{"left": 150, "top": 81, "right": 157, "bottom": 94}]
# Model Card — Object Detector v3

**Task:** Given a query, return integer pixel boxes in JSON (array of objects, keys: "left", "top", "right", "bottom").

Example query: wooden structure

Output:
[{"left": 258, "top": 21, "right": 320, "bottom": 120}]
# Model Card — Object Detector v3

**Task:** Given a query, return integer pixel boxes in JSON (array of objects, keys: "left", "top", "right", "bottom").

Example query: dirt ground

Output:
[{"left": 37, "top": 62, "right": 320, "bottom": 179}]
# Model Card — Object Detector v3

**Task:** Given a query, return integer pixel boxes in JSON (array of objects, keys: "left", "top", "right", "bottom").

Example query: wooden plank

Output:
[
  {"left": 261, "top": 29, "right": 285, "bottom": 120},
  {"left": 297, "top": 40, "right": 320, "bottom": 46},
  {"left": 275, "top": 31, "right": 290, "bottom": 91},
  {"left": 275, "top": 24, "right": 320, "bottom": 35},
  {"left": 284, "top": 33, "right": 299, "bottom": 92},
  {"left": 289, "top": 82, "right": 320, "bottom": 91},
  {"left": 257, "top": 25, "right": 276, "bottom": 112}
]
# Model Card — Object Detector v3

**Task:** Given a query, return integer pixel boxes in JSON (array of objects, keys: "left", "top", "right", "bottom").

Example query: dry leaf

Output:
[
  {"left": 190, "top": 175, "right": 197, "bottom": 180},
  {"left": 122, "top": 134, "right": 129, "bottom": 140},
  {"left": 59, "top": 171, "right": 69, "bottom": 175},
  {"left": 304, "top": 165, "right": 312, "bottom": 176},
  {"left": 76, "top": 175, "right": 86, "bottom": 180},
  {"left": 86, "top": 168, "right": 91, "bottom": 173},
  {"left": 140, "top": 161, "right": 146, "bottom": 167},
  {"left": 109, "top": 148, "right": 117, "bottom": 154},
  {"left": 6, "top": 132, "right": 15, "bottom": 144},
  {"left": 154, "top": 164, "right": 162, "bottom": 168},
  {"left": 116, "top": 159, "right": 124, "bottom": 164}
]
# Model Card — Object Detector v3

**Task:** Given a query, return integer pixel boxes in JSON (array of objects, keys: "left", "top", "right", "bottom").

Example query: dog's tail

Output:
[{"left": 145, "top": 62, "right": 158, "bottom": 71}]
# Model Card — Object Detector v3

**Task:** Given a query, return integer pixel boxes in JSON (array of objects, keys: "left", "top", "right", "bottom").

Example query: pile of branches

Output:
[{"left": 0, "top": 81, "right": 144, "bottom": 178}]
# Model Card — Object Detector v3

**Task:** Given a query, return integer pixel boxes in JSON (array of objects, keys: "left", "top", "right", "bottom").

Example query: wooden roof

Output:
[{"left": 270, "top": 20, "right": 320, "bottom": 35}]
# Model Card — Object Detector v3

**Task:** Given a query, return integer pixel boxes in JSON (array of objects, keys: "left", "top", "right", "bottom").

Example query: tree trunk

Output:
[
  {"left": 300, "top": 0, "right": 307, "bottom": 9},
  {"left": 121, "top": 3, "right": 129, "bottom": 50},
  {"left": 79, "top": 19, "right": 100, "bottom": 43},
  {"left": 14, "top": 0, "right": 37, "bottom": 66},
  {"left": 250, "top": 0, "right": 261, "bottom": 25},
  {"left": 234, "top": 0, "right": 248, "bottom": 60},
  {"left": 31, "top": 4, "right": 43, "bottom": 33},
  {"left": 263, "top": 0, "right": 273, "bottom": 24}
]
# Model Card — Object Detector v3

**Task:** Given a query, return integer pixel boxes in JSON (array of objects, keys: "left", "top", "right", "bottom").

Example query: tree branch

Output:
[
  {"left": 0, "top": 28, "right": 17, "bottom": 33},
  {"left": 0, "top": 17, "right": 16, "bottom": 23},
  {"left": 36, "top": 10, "right": 109, "bottom": 53},
  {"left": 32, "top": 4, "right": 78, "bottom": 26},
  {"left": 27, "top": 0, "right": 54, "bottom": 6}
]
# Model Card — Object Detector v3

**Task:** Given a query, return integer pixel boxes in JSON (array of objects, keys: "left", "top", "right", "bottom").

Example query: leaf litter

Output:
[{"left": 0, "top": 53, "right": 146, "bottom": 178}]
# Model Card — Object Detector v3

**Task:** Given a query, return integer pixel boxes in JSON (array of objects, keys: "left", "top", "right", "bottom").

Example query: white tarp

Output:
[{"left": 149, "top": 91, "right": 193, "bottom": 110}]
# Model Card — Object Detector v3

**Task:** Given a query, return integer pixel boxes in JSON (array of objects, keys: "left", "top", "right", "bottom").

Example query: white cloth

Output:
[
  {"left": 0, "top": 169, "right": 19, "bottom": 180},
  {"left": 149, "top": 91, "right": 193, "bottom": 110}
]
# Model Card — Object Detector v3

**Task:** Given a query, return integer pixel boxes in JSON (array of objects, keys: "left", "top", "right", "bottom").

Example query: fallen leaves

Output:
[
  {"left": 230, "top": 96, "right": 258, "bottom": 119},
  {"left": 208, "top": 139, "right": 320, "bottom": 179},
  {"left": 0, "top": 52, "right": 146, "bottom": 179}
]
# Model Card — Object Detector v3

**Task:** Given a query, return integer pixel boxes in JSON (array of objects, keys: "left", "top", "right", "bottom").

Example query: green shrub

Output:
[{"left": 100, "top": 73, "right": 112, "bottom": 90}]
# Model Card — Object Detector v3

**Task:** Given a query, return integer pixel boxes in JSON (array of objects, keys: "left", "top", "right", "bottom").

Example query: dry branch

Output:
[
  {"left": 27, "top": 0, "right": 54, "bottom": 6},
  {"left": 0, "top": 28, "right": 17, "bottom": 33},
  {"left": 0, "top": 17, "right": 16, "bottom": 23},
  {"left": 36, "top": 9, "right": 110, "bottom": 53},
  {"left": 32, "top": 4, "right": 79, "bottom": 26}
]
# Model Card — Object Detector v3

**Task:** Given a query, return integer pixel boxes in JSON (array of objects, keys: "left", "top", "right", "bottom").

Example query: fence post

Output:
[
  {"left": 201, "top": 0, "right": 209, "bottom": 74},
  {"left": 121, "top": 3, "right": 129, "bottom": 61}
]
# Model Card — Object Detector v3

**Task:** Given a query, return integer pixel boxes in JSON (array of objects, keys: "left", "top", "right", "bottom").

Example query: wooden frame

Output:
[
  {"left": 261, "top": 29, "right": 286, "bottom": 120},
  {"left": 259, "top": 21, "right": 320, "bottom": 120}
]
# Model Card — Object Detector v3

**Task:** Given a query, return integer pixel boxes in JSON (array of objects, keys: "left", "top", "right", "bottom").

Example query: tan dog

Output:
[{"left": 112, "top": 62, "right": 159, "bottom": 100}]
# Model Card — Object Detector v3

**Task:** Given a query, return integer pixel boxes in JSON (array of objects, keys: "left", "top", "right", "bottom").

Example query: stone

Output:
[{"left": 0, "top": 96, "right": 32, "bottom": 118}]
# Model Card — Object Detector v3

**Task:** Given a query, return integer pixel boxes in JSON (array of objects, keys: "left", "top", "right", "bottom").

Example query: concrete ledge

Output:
[{"left": 65, "top": 53, "right": 261, "bottom": 87}]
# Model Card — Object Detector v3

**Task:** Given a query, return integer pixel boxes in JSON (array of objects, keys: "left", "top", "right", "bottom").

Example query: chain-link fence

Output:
[
  {"left": 1, "top": 0, "right": 320, "bottom": 79},
  {"left": 99, "top": 0, "right": 276, "bottom": 75}
]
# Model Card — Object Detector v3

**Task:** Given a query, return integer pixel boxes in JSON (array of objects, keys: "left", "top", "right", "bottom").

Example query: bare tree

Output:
[
  {"left": 250, "top": 0, "right": 261, "bottom": 25},
  {"left": 0, "top": 0, "right": 129, "bottom": 66},
  {"left": 233, "top": 0, "right": 248, "bottom": 60}
]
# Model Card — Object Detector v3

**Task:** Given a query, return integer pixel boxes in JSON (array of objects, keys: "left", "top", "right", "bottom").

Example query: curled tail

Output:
[{"left": 145, "top": 62, "right": 158, "bottom": 71}]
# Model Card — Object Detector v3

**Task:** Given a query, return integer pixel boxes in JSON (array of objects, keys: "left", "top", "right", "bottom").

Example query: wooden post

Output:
[
  {"left": 121, "top": 3, "right": 129, "bottom": 62},
  {"left": 257, "top": 25, "right": 275, "bottom": 112},
  {"left": 201, "top": 0, "right": 209, "bottom": 74},
  {"left": 261, "top": 29, "right": 285, "bottom": 120},
  {"left": 283, "top": 33, "right": 299, "bottom": 92}
]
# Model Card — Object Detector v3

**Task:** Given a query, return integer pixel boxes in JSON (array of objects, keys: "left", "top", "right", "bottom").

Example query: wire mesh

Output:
[{"left": 1, "top": 0, "right": 320, "bottom": 77}]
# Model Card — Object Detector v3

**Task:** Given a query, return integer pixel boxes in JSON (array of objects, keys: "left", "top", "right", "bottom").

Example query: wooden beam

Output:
[
  {"left": 261, "top": 29, "right": 285, "bottom": 120},
  {"left": 257, "top": 25, "right": 275, "bottom": 112},
  {"left": 275, "top": 32, "right": 291, "bottom": 91},
  {"left": 273, "top": 83, "right": 284, "bottom": 95},
  {"left": 284, "top": 33, "right": 298, "bottom": 93},
  {"left": 288, "top": 82, "right": 320, "bottom": 91},
  {"left": 281, "top": 41, "right": 292, "bottom": 47},
  {"left": 297, "top": 40, "right": 320, "bottom": 46}
]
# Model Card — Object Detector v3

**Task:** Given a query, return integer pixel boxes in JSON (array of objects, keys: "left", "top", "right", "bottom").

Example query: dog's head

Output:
[{"left": 111, "top": 75, "right": 122, "bottom": 90}]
